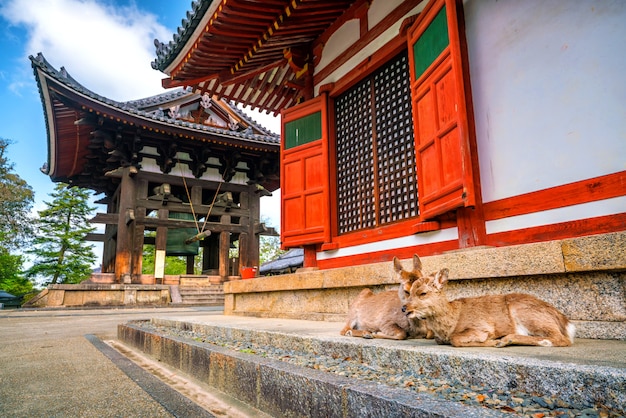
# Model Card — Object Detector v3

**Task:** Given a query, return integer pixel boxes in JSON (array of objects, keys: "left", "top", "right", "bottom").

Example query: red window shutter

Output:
[
  {"left": 280, "top": 94, "right": 331, "bottom": 248},
  {"left": 407, "top": 0, "right": 476, "bottom": 220}
]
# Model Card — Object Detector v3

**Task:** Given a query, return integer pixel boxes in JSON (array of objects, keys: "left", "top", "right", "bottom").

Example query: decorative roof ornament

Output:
[
  {"left": 200, "top": 94, "right": 212, "bottom": 109},
  {"left": 168, "top": 105, "right": 181, "bottom": 119},
  {"left": 228, "top": 114, "right": 240, "bottom": 131}
]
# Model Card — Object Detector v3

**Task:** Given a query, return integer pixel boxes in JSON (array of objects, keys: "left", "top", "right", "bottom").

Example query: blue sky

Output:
[{"left": 0, "top": 0, "right": 281, "bottom": 261}]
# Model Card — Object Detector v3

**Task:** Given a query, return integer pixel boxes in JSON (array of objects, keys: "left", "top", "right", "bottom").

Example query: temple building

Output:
[
  {"left": 31, "top": 52, "right": 280, "bottom": 286},
  {"left": 29, "top": 1, "right": 626, "bottom": 337},
  {"left": 148, "top": 0, "right": 625, "bottom": 339}
]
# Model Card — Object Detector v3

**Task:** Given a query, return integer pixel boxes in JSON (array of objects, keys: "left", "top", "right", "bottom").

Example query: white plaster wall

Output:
[
  {"left": 315, "top": 1, "right": 427, "bottom": 92},
  {"left": 464, "top": 0, "right": 626, "bottom": 202},
  {"left": 316, "top": 19, "right": 360, "bottom": 72},
  {"left": 368, "top": 0, "right": 399, "bottom": 29}
]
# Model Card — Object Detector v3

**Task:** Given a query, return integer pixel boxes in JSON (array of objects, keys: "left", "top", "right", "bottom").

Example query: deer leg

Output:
[
  {"left": 450, "top": 330, "right": 500, "bottom": 347},
  {"left": 496, "top": 334, "right": 572, "bottom": 347},
  {"left": 341, "top": 328, "right": 374, "bottom": 338},
  {"left": 372, "top": 325, "right": 408, "bottom": 340}
]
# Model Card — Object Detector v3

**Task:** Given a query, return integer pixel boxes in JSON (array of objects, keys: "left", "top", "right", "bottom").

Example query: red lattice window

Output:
[{"left": 335, "top": 51, "right": 418, "bottom": 234}]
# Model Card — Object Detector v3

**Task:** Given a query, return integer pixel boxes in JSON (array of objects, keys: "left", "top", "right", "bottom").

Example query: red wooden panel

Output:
[
  {"left": 407, "top": 0, "right": 477, "bottom": 220},
  {"left": 415, "top": 87, "right": 436, "bottom": 144},
  {"left": 305, "top": 154, "right": 324, "bottom": 189},
  {"left": 283, "top": 197, "right": 304, "bottom": 232},
  {"left": 435, "top": 64, "right": 456, "bottom": 127},
  {"left": 280, "top": 95, "right": 331, "bottom": 248},
  {"left": 283, "top": 159, "right": 303, "bottom": 195},
  {"left": 440, "top": 128, "right": 463, "bottom": 186},
  {"left": 305, "top": 192, "right": 325, "bottom": 230}
]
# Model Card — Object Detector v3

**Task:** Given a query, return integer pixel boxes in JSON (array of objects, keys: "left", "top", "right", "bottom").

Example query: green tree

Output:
[
  {"left": 0, "top": 249, "right": 33, "bottom": 295},
  {"left": 0, "top": 138, "right": 34, "bottom": 250},
  {"left": 26, "top": 183, "right": 97, "bottom": 285},
  {"left": 259, "top": 235, "right": 284, "bottom": 265},
  {"left": 0, "top": 138, "right": 35, "bottom": 295},
  {"left": 258, "top": 215, "right": 285, "bottom": 265}
]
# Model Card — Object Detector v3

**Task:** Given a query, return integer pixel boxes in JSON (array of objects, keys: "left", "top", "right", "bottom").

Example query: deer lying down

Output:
[
  {"left": 400, "top": 266, "right": 575, "bottom": 347},
  {"left": 340, "top": 255, "right": 431, "bottom": 340}
]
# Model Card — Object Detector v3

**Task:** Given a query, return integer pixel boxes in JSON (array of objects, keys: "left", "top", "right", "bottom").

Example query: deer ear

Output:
[
  {"left": 412, "top": 254, "right": 422, "bottom": 271},
  {"left": 393, "top": 257, "right": 404, "bottom": 273},
  {"left": 434, "top": 268, "right": 449, "bottom": 289}
]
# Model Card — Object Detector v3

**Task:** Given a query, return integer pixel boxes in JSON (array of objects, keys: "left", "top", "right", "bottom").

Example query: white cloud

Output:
[{"left": 2, "top": 0, "right": 171, "bottom": 100}]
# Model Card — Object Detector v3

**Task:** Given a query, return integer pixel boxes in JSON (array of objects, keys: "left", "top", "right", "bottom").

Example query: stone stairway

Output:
[
  {"left": 117, "top": 315, "right": 626, "bottom": 417},
  {"left": 178, "top": 285, "right": 224, "bottom": 306},
  {"left": 169, "top": 275, "right": 225, "bottom": 306}
]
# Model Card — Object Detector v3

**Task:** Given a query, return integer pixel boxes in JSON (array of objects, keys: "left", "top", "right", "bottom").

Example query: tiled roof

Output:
[
  {"left": 151, "top": 0, "right": 357, "bottom": 115},
  {"left": 30, "top": 52, "right": 280, "bottom": 145},
  {"left": 151, "top": 0, "right": 214, "bottom": 73},
  {"left": 259, "top": 249, "right": 304, "bottom": 275}
]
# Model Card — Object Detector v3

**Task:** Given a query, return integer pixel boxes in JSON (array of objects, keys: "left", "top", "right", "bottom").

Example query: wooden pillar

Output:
[
  {"left": 186, "top": 256, "right": 195, "bottom": 275},
  {"left": 202, "top": 233, "right": 219, "bottom": 274},
  {"left": 131, "top": 178, "right": 148, "bottom": 282},
  {"left": 303, "top": 245, "right": 318, "bottom": 268},
  {"left": 102, "top": 199, "right": 116, "bottom": 273},
  {"left": 154, "top": 208, "right": 169, "bottom": 283},
  {"left": 114, "top": 167, "right": 136, "bottom": 283},
  {"left": 238, "top": 189, "right": 260, "bottom": 269},
  {"left": 456, "top": 206, "right": 487, "bottom": 248},
  {"left": 219, "top": 215, "right": 231, "bottom": 281},
  {"left": 102, "top": 224, "right": 116, "bottom": 273}
]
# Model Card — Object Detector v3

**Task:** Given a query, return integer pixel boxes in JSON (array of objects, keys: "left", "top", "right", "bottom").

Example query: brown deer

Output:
[
  {"left": 400, "top": 265, "right": 576, "bottom": 347},
  {"left": 340, "top": 255, "right": 431, "bottom": 340}
]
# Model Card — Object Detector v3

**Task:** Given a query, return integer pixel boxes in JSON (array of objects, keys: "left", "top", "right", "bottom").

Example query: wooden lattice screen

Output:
[{"left": 335, "top": 51, "right": 418, "bottom": 234}]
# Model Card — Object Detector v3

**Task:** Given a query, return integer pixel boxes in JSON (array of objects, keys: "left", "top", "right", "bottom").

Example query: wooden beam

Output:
[
  {"left": 91, "top": 211, "right": 249, "bottom": 233},
  {"left": 162, "top": 73, "right": 220, "bottom": 89},
  {"left": 136, "top": 199, "right": 251, "bottom": 218},
  {"left": 219, "top": 59, "right": 287, "bottom": 86},
  {"left": 137, "top": 213, "right": 248, "bottom": 234},
  {"left": 254, "top": 223, "right": 279, "bottom": 236},
  {"left": 90, "top": 213, "right": 120, "bottom": 225},
  {"left": 84, "top": 233, "right": 105, "bottom": 242}
]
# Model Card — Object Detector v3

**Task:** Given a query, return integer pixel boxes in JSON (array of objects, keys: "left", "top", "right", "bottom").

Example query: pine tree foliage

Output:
[
  {"left": 0, "top": 138, "right": 34, "bottom": 250},
  {"left": 0, "top": 138, "right": 34, "bottom": 295},
  {"left": 26, "top": 183, "right": 97, "bottom": 285}
]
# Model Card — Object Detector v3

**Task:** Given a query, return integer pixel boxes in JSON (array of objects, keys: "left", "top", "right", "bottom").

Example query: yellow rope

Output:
[
  {"left": 178, "top": 159, "right": 223, "bottom": 235},
  {"left": 179, "top": 161, "right": 200, "bottom": 234},
  {"left": 200, "top": 180, "right": 222, "bottom": 233}
]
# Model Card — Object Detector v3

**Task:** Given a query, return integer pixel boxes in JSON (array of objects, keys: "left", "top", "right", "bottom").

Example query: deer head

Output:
[
  {"left": 393, "top": 255, "right": 424, "bottom": 306},
  {"left": 401, "top": 266, "right": 450, "bottom": 320}
]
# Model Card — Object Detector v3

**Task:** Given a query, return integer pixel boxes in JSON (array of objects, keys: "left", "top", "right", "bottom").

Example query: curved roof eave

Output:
[{"left": 30, "top": 53, "right": 280, "bottom": 151}]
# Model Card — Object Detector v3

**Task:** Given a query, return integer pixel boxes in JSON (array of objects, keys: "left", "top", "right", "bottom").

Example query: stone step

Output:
[
  {"left": 179, "top": 287, "right": 223, "bottom": 295},
  {"left": 174, "top": 284, "right": 224, "bottom": 306},
  {"left": 117, "top": 316, "right": 626, "bottom": 417}
]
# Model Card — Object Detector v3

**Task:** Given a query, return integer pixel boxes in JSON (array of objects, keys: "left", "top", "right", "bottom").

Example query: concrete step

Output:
[{"left": 117, "top": 315, "right": 625, "bottom": 417}]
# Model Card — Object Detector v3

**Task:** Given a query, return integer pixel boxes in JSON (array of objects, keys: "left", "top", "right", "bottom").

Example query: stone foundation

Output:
[
  {"left": 224, "top": 231, "right": 626, "bottom": 340},
  {"left": 25, "top": 284, "right": 171, "bottom": 308}
]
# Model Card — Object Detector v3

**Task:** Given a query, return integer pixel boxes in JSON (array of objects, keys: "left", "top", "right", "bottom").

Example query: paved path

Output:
[
  {"left": 0, "top": 307, "right": 222, "bottom": 418},
  {"left": 2, "top": 307, "right": 625, "bottom": 417}
]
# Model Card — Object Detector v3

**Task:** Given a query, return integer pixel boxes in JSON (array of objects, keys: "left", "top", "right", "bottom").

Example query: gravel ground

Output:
[{"left": 139, "top": 322, "right": 619, "bottom": 418}]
